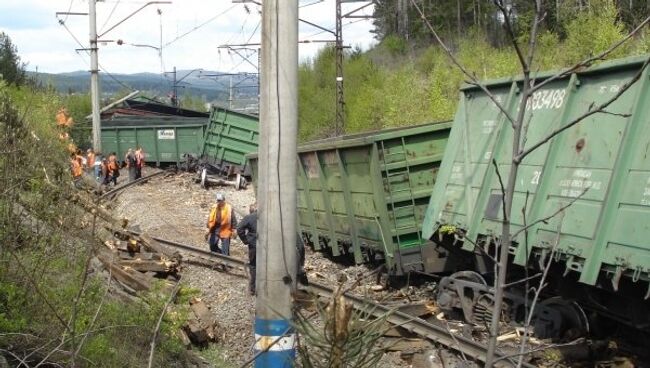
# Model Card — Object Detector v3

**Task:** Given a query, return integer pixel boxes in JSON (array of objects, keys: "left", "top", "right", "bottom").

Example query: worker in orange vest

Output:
[
  {"left": 70, "top": 153, "right": 83, "bottom": 188},
  {"left": 107, "top": 152, "right": 120, "bottom": 186},
  {"left": 205, "top": 192, "right": 237, "bottom": 255}
]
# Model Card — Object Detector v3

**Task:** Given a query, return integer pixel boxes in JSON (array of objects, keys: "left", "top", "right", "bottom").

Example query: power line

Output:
[
  {"left": 164, "top": 5, "right": 238, "bottom": 47},
  {"left": 59, "top": 20, "right": 135, "bottom": 91},
  {"left": 62, "top": 0, "right": 75, "bottom": 23},
  {"left": 99, "top": 0, "right": 122, "bottom": 34},
  {"left": 304, "top": 18, "right": 369, "bottom": 39},
  {"left": 299, "top": 0, "right": 324, "bottom": 8},
  {"left": 244, "top": 20, "right": 261, "bottom": 45}
]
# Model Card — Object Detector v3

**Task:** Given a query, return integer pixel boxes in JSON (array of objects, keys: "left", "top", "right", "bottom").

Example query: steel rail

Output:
[
  {"left": 308, "top": 282, "right": 532, "bottom": 367},
  {"left": 127, "top": 230, "right": 249, "bottom": 269},
  {"left": 130, "top": 232, "right": 532, "bottom": 367},
  {"left": 99, "top": 170, "right": 168, "bottom": 200}
]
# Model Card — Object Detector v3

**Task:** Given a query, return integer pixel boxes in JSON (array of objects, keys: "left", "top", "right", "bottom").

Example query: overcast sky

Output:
[{"left": 0, "top": 0, "right": 376, "bottom": 74}]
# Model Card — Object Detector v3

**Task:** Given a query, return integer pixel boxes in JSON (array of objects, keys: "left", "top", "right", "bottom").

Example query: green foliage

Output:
[
  {"left": 0, "top": 82, "right": 195, "bottom": 367},
  {"left": 63, "top": 93, "right": 93, "bottom": 149},
  {"left": 381, "top": 35, "right": 408, "bottom": 56},
  {"left": 295, "top": 285, "right": 390, "bottom": 368},
  {"left": 562, "top": 0, "right": 630, "bottom": 62},
  {"left": 197, "top": 345, "right": 238, "bottom": 368},
  {"left": 0, "top": 32, "right": 26, "bottom": 86},
  {"left": 298, "top": 4, "right": 648, "bottom": 140}
]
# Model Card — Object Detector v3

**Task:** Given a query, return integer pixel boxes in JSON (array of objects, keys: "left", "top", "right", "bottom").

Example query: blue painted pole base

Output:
[{"left": 254, "top": 317, "right": 296, "bottom": 368}]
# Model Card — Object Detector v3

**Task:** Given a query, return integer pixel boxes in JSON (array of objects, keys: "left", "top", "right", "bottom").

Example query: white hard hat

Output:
[{"left": 216, "top": 192, "right": 225, "bottom": 201}]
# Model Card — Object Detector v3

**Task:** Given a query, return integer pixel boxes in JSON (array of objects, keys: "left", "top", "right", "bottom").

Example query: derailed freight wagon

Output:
[
  {"left": 101, "top": 116, "right": 207, "bottom": 166},
  {"left": 248, "top": 122, "right": 451, "bottom": 275},
  {"left": 423, "top": 55, "right": 650, "bottom": 333},
  {"left": 200, "top": 107, "right": 259, "bottom": 177}
]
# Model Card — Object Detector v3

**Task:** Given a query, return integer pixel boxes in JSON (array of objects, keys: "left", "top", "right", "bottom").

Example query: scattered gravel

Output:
[{"left": 109, "top": 172, "right": 421, "bottom": 367}]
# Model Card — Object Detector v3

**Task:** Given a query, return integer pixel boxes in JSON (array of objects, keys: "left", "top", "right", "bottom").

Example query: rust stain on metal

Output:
[{"left": 575, "top": 138, "right": 586, "bottom": 153}]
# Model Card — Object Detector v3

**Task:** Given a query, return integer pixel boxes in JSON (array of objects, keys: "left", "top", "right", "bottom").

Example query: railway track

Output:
[
  {"left": 99, "top": 170, "right": 169, "bottom": 200},
  {"left": 129, "top": 231, "right": 533, "bottom": 367}
]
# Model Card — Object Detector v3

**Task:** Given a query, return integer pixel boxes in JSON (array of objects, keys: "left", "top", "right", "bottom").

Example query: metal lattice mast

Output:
[{"left": 335, "top": 0, "right": 345, "bottom": 136}]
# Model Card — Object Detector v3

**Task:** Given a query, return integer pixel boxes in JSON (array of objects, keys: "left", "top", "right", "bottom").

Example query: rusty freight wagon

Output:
[
  {"left": 422, "top": 55, "right": 650, "bottom": 333},
  {"left": 248, "top": 121, "right": 451, "bottom": 275}
]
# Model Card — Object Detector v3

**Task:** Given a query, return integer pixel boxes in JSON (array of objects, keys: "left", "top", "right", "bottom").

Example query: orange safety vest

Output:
[
  {"left": 71, "top": 159, "right": 82, "bottom": 178},
  {"left": 87, "top": 153, "right": 95, "bottom": 167},
  {"left": 108, "top": 159, "right": 119, "bottom": 173},
  {"left": 208, "top": 203, "right": 233, "bottom": 238}
]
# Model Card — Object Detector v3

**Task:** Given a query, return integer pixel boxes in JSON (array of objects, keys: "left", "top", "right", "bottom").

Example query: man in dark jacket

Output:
[
  {"left": 237, "top": 202, "right": 309, "bottom": 296},
  {"left": 237, "top": 203, "right": 258, "bottom": 295}
]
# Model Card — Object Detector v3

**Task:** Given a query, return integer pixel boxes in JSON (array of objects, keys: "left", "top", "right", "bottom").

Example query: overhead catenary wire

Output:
[
  {"left": 164, "top": 4, "right": 238, "bottom": 47},
  {"left": 58, "top": 20, "right": 135, "bottom": 92},
  {"left": 304, "top": 17, "right": 369, "bottom": 39},
  {"left": 62, "top": 0, "right": 75, "bottom": 23},
  {"left": 99, "top": 0, "right": 122, "bottom": 34}
]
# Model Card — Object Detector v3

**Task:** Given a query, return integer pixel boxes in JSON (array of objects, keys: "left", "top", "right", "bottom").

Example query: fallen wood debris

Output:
[
  {"left": 96, "top": 226, "right": 221, "bottom": 350},
  {"left": 183, "top": 298, "right": 221, "bottom": 346}
]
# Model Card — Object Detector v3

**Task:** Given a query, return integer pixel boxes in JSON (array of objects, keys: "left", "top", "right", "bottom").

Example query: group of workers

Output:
[
  {"left": 69, "top": 147, "right": 145, "bottom": 188},
  {"left": 206, "top": 192, "right": 307, "bottom": 295}
]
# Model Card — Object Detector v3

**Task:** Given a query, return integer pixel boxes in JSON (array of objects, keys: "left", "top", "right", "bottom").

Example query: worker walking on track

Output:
[
  {"left": 107, "top": 152, "right": 119, "bottom": 186},
  {"left": 237, "top": 203, "right": 258, "bottom": 295},
  {"left": 125, "top": 148, "right": 136, "bottom": 182},
  {"left": 86, "top": 148, "right": 95, "bottom": 177},
  {"left": 206, "top": 192, "right": 237, "bottom": 256},
  {"left": 135, "top": 147, "right": 145, "bottom": 179},
  {"left": 236, "top": 202, "right": 308, "bottom": 295}
]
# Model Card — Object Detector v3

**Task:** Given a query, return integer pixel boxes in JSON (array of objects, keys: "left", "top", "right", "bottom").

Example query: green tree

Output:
[{"left": 0, "top": 32, "right": 26, "bottom": 86}]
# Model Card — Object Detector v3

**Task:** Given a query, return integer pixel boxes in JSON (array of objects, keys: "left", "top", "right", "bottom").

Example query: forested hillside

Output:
[{"left": 298, "top": 0, "right": 650, "bottom": 141}]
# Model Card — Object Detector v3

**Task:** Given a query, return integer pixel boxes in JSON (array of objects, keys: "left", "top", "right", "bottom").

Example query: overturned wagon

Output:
[
  {"left": 200, "top": 107, "right": 259, "bottom": 175},
  {"left": 248, "top": 122, "right": 451, "bottom": 275},
  {"left": 423, "top": 55, "right": 650, "bottom": 331},
  {"left": 101, "top": 116, "right": 207, "bottom": 166}
]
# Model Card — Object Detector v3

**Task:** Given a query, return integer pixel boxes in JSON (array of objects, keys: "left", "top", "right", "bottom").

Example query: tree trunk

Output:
[{"left": 457, "top": 0, "right": 462, "bottom": 40}]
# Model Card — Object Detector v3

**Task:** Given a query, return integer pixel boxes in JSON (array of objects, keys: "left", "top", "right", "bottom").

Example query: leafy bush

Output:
[{"left": 0, "top": 82, "right": 195, "bottom": 367}]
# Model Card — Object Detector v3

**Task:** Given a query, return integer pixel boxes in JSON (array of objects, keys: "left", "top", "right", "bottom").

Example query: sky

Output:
[{"left": 0, "top": 0, "right": 376, "bottom": 75}]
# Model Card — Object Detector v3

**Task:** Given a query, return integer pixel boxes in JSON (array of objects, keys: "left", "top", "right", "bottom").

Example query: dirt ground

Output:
[{"left": 109, "top": 171, "right": 420, "bottom": 367}]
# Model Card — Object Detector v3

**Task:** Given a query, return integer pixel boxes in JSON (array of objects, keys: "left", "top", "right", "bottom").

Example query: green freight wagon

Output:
[
  {"left": 101, "top": 116, "right": 207, "bottom": 166},
  {"left": 200, "top": 107, "right": 259, "bottom": 175},
  {"left": 423, "top": 56, "right": 650, "bottom": 302},
  {"left": 248, "top": 122, "right": 451, "bottom": 275}
]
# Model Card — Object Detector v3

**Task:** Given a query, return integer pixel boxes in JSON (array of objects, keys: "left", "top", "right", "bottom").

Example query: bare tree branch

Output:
[
  {"left": 530, "top": 15, "right": 650, "bottom": 94},
  {"left": 492, "top": 0, "right": 527, "bottom": 71},
  {"left": 453, "top": 230, "right": 498, "bottom": 264},
  {"left": 72, "top": 256, "right": 113, "bottom": 360},
  {"left": 147, "top": 281, "right": 182, "bottom": 368},
  {"left": 511, "top": 187, "right": 589, "bottom": 239},
  {"left": 492, "top": 159, "right": 509, "bottom": 223},
  {"left": 6, "top": 248, "right": 72, "bottom": 336},
  {"left": 515, "top": 217, "right": 565, "bottom": 368},
  {"left": 516, "top": 56, "right": 650, "bottom": 162},
  {"left": 502, "top": 273, "right": 542, "bottom": 289},
  {"left": 409, "top": 0, "right": 517, "bottom": 128}
]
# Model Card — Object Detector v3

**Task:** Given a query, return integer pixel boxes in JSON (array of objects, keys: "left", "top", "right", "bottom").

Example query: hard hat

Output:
[{"left": 216, "top": 192, "right": 225, "bottom": 201}]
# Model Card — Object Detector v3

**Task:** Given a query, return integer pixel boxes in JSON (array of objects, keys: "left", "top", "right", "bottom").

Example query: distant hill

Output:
[{"left": 29, "top": 70, "right": 259, "bottom": 104}]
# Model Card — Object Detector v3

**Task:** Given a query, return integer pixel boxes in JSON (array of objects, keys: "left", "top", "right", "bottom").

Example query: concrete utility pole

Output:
[
  {"left": 335, "top": 0, "right": 344, "bottom": 136},
  {"left": 89, "top": 0, "right": 101, "bottom": 152},
  {"left": 255, "top": 0, "right": 298, "bottom": 366}
]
